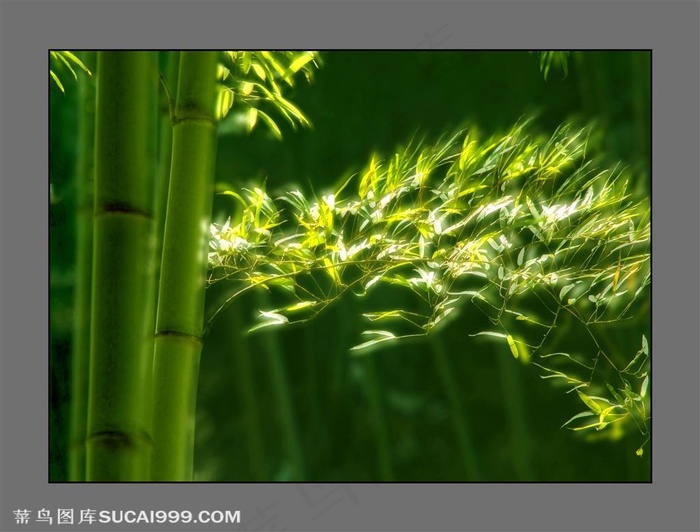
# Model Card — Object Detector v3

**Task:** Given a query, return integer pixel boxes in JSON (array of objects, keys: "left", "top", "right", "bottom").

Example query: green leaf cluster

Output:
[
  {"left": 208, "top": 119, "right": 650, "bottom": 444},
  {"left": 533, "top": 51, "right": 571, "bottom": 80},
  {"left": 215, "top": 51, "right": 320, "bottom": 136},
  {"left": 560, "top": 335, "right": 650, "bottom": 454},
  {"left": 50, "top": 51, "right": 92, "bottom": 93}
]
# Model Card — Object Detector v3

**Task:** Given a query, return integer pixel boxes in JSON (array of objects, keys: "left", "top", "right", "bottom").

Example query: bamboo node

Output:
[
  {"left": 155, "top": 329, "right": 204, "bottom": 347},
  {"left": 86, "top": 429, "right": 153, "bottom": 451}
]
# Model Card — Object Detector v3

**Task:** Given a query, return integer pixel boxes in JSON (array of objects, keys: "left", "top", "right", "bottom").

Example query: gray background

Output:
[{"left": 2, "top": 1, "right": 698, "bottom": 531}]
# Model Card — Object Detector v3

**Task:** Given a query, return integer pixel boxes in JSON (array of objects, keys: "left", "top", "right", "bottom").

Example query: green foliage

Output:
[
  {"left": 215, "top": 51, "right": 321, "bottom": 136},
  {"left": 560, "top": 334, "right": 649, "bottom": 453},
  {"left": 50, "top": 51, "right": 92, "bottom": 93},
  {"left": 534, "top": 51, "right": 571, "bottom": 80},
  {"left": 208, "top": 119, "right": 650, "bottom": 447}
]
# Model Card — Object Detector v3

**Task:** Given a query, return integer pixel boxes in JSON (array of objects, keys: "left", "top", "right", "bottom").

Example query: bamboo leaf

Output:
[
  {"left": 359, "top": 156, "right": 377, "bottom": 199},
  {"left": 606, "top": 383, "right": 626, "bottom": 405},
  {"left": 219, "top": 189, "right": 248, "bottom": 208},
  {"left": 216, "top": 88, "right": 234, "bottom": 120},
  {"left": 539, "top": 352, "right": 593, "bottom": 370},
  {"left": 469, "top": 331, "right": 508, "bottom": 340},
  {"left": 218, "top": 63, "right": 230, "bottom": 81},
  {"left": 559, "top": 283, "right": 575, "bottom": 301},
  {"left": 251, "top": 63, "right": 266, "bottom": 80},
  {"left": 274, "top": 94, "right": 310, "bottom": 126},
  {"left": 562, "top": 411, "right": 595, "bottom": 428},
  {"left": 506, "top": 334, "right": 519, "bottom": 359},
  {"left": 503, "top": 309, "right": 549, "bottom": 328},
  {"left": 349, "top": 330, "right": 397, "bottom": 354},
  {"left": 576, "top": 391, "right": 603, "bottom": 414},
  {"left": 246, "top": 107, "right": 258, "bottom": 132},
  {"left": 240, "top": 81, "right": 255, "bottom": 96},
  {"left": 257, "top": 110, "right": 282, "bottom": 139},
  {"left": 283, "top": 53, "right": 315, "bottom": 82},
  {"left": 363, "top": 310, "right": 409, "bottom": 322},
  {"left": 622, "top": 339, "right": 650, "bottom": 375},
  {"left": 285, "top": 300, "right": 318, "bottom": 312},
  {"left": 640, "top": 375, "right": 649, "bottom": 398},
  {"left": 323, "top": 257, "right": 342, "bottom": 285},
  {"left": 56, "top": 52, "right": 78, "bottom": 79},
  {"left": 50, "top": 70, "right": 65, "bottom": 93},
  {"left": 61, "top": 51, "right": 92, "bottom": 75},
  {"left": 239, "top": 52, "right": 251, "bottom": 74},
  {"left": 260, "top": 51, "right": 286, "bottom": 77},
  {"left": 249, "top": 310, "right": 289, "bottom": 332}
]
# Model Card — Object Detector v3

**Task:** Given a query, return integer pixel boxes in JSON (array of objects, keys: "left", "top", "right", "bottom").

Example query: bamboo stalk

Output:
[
  {"left": 362, "top": 355, "right": 394, "bottom": 481},
  {"left": 344, "top": 299, "right": 395, "bottom": 482},
  {"left": 69, "top": 51, "right": 96, "bottom": 481},
  {"left": 86, "top": 52, "right": 159, "bottom": 481},
  {"left": 151, "top": 51, "right": 219, "bottom": 481},
  {"left": 632, "top": 52, "right": 650, "bottom": 166},
  {"left": 256, "top": 291, "right": 306, "bottom": 481},
  {"left": 232, "top": 300, "right": 267, "bottom": 480},
  {"left": 303, "top": 323, "right": 323, "bottom": 475},
  {"left": 430, "top": 337, "right": 481, "bottom": 481},
  {"left": 346, "top": 298, "right": 394, "bottom": 481},
  {"left": 496, "top": 354, "right": 534, "bottom": 480},
  {"left": 154, "top": 51, "right": 180, "bottom": 285}
]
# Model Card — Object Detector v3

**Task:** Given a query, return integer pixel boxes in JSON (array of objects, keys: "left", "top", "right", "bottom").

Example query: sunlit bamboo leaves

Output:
[
  {"left": 50, "top": 51, "right": 92, "bottom": 93},
  {"left": 532, "top": 51, "right": 572, "bottom": 81},
  {"left": 208, "top": 120, "right": 650, "bottom": 445},
  {"left": 216, "top": 51, "right": 320, "bottom": 135}
]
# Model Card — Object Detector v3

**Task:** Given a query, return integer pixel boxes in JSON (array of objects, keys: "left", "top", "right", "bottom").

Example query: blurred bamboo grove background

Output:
[{"left": 50, "top": 51, "right": 650, "bottom": 482}]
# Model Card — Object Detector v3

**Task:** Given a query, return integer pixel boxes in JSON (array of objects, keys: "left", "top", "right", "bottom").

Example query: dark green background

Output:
[{"left": 50, "top": 51, "right": 651, "bottom": 482}]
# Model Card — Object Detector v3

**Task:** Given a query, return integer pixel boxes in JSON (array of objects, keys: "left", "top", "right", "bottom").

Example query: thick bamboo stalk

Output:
[
  {"left": 151, "top": 51, "right": 219, "bottom": 481},
  {"left": 86, "top": 52, "right": 158, "bottom": 481},
  {"left": 69, "top": 51, "right": 96, "bottom": 482}
]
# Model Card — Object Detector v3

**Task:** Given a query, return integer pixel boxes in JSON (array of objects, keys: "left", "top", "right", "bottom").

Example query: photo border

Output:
[{"left": 3, "top": 2, "right": 698, "bottom": 531}]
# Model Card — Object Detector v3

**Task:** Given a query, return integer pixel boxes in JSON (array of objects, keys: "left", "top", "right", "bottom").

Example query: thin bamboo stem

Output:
[
  {"left": 256, "top": 291, "right": 306, "bottom": 480},
  {"left": 632, "top": 52, "right": 650, "bottom": 166},
  {"left": 154, "top": 51, "right": 179, "bottom": 285},
  {"left": 362, "top": 355, "right": 394, "bottom": 481},
  {"left": 86, "top": 52, "right": 158, "bottom": 481},
  {"left": 496, "top": 355, "right": 534, "bottom": 480},
  {"left": 232, "top": 301, "right": 267, "bottom": 480},
  {"left": 151, "top": 51, "right": 219, "bottom": 481},
  {"left": 69, "top": 51, "right": 96, "bottom": 482},
  {"left": 344, "top": 297, "right": 394, "bottom": 481},
  {"left": 303, "top": 324, "right": 323, "bottom": 475},
  {"left": 430, "top": 337, "right": 481, "bottom": 481}
]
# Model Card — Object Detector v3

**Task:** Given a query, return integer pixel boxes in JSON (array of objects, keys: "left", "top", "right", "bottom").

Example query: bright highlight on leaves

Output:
[
  {"left": 534, "top": 51, "right": 571, "bottom": 81},
  {"left": 50, "top": 51, "right": 92, "bottom": 93},
  {"left": 216, "top": 51, "right": 321, "bottom": 137},
  {"left": 207, "top": 119, "right": 650, "bottom": 447}
]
